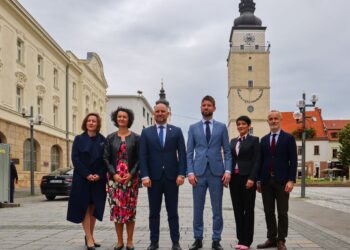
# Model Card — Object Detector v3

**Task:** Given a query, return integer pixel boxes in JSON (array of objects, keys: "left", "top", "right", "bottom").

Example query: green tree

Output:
[{"left": 338, "top": 123, "right": 350, "bottom": 179}]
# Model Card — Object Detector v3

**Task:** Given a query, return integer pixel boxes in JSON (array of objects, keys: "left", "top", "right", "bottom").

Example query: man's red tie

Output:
[{"left": 269, "top": 134, "right": 277, "bottom": 173}]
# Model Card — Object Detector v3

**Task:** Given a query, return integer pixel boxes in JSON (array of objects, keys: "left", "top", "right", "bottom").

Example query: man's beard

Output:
[{"left": 201, "top": 111, "right": 213, "bottom": 118}]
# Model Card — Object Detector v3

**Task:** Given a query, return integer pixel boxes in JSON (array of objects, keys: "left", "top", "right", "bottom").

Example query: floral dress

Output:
[{"left": 106, "top": 141, "right": 139, "bottom": 223}]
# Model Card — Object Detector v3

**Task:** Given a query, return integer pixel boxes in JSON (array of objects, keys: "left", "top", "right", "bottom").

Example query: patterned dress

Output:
[{"left": 106, "top": 141, "right": 139, "bottom": 223}]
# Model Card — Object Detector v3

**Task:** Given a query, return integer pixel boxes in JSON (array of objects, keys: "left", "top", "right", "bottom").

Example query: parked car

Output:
[{"left": 40, "top": 168, "right": 73, "bottom": 200}]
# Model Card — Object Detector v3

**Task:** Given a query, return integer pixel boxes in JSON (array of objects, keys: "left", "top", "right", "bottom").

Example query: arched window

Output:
[
  {"left": 51, "top": 145, "right": 61, "bottom": 171},
  {"left": 23, "top": 139, "right": 37, "bottom": 171}
]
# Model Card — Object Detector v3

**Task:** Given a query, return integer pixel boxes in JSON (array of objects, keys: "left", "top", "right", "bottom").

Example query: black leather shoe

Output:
[
  {"left": 212, "top": 241, "right": 223, "bottom": 250},
  {"left": 189, "top": 239, "right": 202, "bottom": 250},
  {"left": 86, "top": 246, "right": 96, "bottom": 250},
  {"left": 147, "top": 242, "right": 159, "bottom": 250},
  {"left": 126, "top": 246, "right": 134, "bottom": 250},
  {"left": 114, "top": 244, "right": 124, "bottom": 250},
  {"left": 172, "top": 241, "right": 182, "bottom": 250},
  {"left": 257, "top": 239, "right": 277, "bottom": 249}
]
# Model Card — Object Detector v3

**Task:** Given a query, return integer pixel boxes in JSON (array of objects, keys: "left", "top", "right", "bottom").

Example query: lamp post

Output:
[
  {"left": 22, "top": 106, "right": 42, "bottom": 195},
  {"left": 293, "top": 92, "right": 318, "bottom": 198}
]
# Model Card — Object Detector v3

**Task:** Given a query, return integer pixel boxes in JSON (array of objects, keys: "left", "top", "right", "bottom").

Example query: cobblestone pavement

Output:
[{"left": 0, "top": 185, "right": 349, "bottom": 249}]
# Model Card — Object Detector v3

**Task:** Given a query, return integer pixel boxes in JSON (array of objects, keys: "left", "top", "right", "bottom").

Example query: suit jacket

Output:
[
  {"left": 230, "top": 135, "right": 260, "bottom": 180},
  {"left": 139, "top": 124, "right": 187, "bottom": 181},
  {"left": 258, "top": 130, "right": 297, "bottom": 185},
  {"left": 103, "top": 131, "right": 139, "bottom": 177},
  {"left": 187, "top": 120, "right": 232, "bottom": 177}
]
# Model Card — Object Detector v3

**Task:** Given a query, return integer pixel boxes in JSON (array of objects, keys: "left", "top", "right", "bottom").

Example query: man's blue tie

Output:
[
  {"left": 159, "top": 125, "right": 164, "bottom": 148},
  {"left": 205, "top": 121, "right": 211, "bottom": 143}
]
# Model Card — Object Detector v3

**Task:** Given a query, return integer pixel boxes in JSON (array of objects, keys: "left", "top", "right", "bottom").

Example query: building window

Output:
[
  {"left": 314, "top": 145, "right": 320, "bottom": 155},
  {"left": 17, "top": 39, "right": 24, "bottom": 63},
  {"left": 93, "top": 101, "right": 97, "bottom": 112},
  {"left": 240, "top": 45, "right": 244, "bottom": 50},
  {"left": 72, "top": 115, "right": 77, "bottom": 133},
  {"left": 249, "top": 127, "right": 253, "bottom": 135},
  {"left": 85, "top": 108, "right": 89, "bottom": 116},
  {"left": 298, "top": 146, "right": 302, "bottom": 155},
  {"left": 147, "top": 112, "right": 149, "bottom": 125},
  {"left": 53, "top": 106, "right": 58, "bottom": 127},
  {"left": 248, "top": 80, "right": 253, "bottom": 88},
  {"left": 16, "top": 86, "right": 23, "bottom": 113},
  {"left": 53, "top": 68, "right": 58, "bottom": 89},
  {"left": 248, "top": 65, "right": 253, "bottom": 71},
  {"left": 143, "top": 107, "right": 146, "bottom": 117},
  {"left": 51, "top": 145, "right": 60, "bottom": 171},
  {"left": 23, "top": 139, "right": 37, "bottom": 171},
  {"left": 37, "top": 97, "right": 43, "bottom": 115},
  {"left": 37, "top": 55, "right": 44, "bottom": 77},
  {"left": 331, "top": 132, "right": 338, "bottom": 138},
  {"left": 72, "top": 82, "right": 77, "bottom": 99},
  {"left": 255, "top": 45, "right": 259, "bottom": 50},
  {"left": 332, "top": 148, "right": 338, "bottom": 158}
]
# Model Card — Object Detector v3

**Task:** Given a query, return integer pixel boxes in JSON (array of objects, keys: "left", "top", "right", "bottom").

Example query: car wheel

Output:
[{"left": 45, "top": 195, "right": 56, "bottom": 201}]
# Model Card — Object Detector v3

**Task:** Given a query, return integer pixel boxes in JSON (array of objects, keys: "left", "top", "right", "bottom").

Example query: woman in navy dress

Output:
[{"left": 67, "top": 113, "right": 107, "bottom": 250}]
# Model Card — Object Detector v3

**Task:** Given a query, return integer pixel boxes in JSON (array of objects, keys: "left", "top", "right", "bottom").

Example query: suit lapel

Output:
[
  {"left": 164, "top": 125, "right": 172, "bottom": 149},
  {"left": 197, "top": 122, "right": 206, "bottom": 144},
  {"left": 151, "top": 125, "right": 162, "bottom": 150}
]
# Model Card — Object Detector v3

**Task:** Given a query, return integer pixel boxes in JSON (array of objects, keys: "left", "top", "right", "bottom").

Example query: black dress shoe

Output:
[
  {"left": 172, "top": 241, "right": 182, "bottom": 250},
  {"left": 189, "top": 239, "right": 202, "bottom": 250},
  {"left": 85, "top": 236, "right": 101, "bottom": 248},
  {"left": 126, "top": 246, "right": 134, "bottom": 250},
  {"left": 212, "top": 241, "right": 223, "bottom": 250},
  {"left": 257, "top": 239, "right": 277, "bottom": 249},
  {"left": 114, "top": 244, "right": 124, "bottom": 250},
  {"left": 147, "top": 242, "right": 159, "bottom": 250}
]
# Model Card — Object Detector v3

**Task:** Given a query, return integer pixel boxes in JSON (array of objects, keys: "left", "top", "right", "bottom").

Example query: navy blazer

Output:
[
  {"left": 258, "top": 130, "right": 297, "bottom": 185},
  {"left": 139, "top": 124, "right": 187, "bottom": 181}
]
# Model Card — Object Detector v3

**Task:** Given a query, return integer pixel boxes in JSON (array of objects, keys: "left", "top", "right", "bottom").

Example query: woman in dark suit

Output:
[
  {"left": 229, "top": 116, "right": 260, "bottom": 250},
  {"left": 67, "top": 113, "right": 107, "bottom": 250},
  {"left": 104, "top": 107, "right": 140, "bottom": 250}
]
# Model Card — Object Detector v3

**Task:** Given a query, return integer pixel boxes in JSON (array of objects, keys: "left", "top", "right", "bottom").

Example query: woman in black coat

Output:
[
  {"left": 229, "top": 116, "right": 260, "bottom": 250},
  {"left": 67, "top": 113, "right": 107, "bottom": 250}
]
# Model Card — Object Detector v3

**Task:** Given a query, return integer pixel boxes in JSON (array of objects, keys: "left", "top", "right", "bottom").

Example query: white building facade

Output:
[{"left": 0, "top": 0, "right": 108, "bottom": 188}]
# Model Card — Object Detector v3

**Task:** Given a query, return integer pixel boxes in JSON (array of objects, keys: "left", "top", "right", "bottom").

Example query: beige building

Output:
[
  {"left": 0, "top": 0, "right": 108, "bottom": 188},
  {"left": 227, "top": 0, "right": 270, "bottom": 138}
]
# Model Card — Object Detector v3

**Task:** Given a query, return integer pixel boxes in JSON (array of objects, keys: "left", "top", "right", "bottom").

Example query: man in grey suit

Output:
[{"left": 187, "top": 95, "right": 232, "bottom": 250}]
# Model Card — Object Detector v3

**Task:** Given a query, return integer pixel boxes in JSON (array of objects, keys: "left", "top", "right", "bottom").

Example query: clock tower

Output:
[{"left": 227, "top": 0, "right": 270, "bottom": 138}]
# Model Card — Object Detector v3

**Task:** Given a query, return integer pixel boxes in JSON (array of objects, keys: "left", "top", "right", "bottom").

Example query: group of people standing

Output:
[{"left": 66, "top": 95, "right": 297, "bottom": 250}]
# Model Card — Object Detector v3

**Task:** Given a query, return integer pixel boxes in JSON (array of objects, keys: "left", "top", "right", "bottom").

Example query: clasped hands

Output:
[
  {"left": 188, "top": 172, "right": 231, "bottom": 187},
  {"left": 142, "top": 176, "right": 185, "bottom": 188},
  {"left": 113, "top": 173, "right": 132, "bottom": 184},
  {"left": 86, "top": 174, "right": 100, "bottom": 182}
]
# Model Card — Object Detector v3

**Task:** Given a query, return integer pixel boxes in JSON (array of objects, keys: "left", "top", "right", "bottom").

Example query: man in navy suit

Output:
[
  {"left": 187, "top": 95, "right": 232, "bottom": 250},
  {"left": 139, "top": 102, "right": 187, "bottom": 250},
  {"left": 257, "top": 110, "right": 297, "bottom": 250}
]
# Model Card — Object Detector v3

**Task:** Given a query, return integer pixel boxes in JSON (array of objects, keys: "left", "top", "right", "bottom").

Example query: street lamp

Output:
[
  {"left": 293, "top": 92, "right": 318, "bottom": 198},
  {"left": 22, "top": 106, "right": 43, "bottom": 195}
]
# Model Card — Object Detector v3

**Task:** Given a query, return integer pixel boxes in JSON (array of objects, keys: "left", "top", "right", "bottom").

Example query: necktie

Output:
[
  {"left": 159, "top": 125, "right": 164, "bottom": 148},
  {"left": 205, "top": 121, "right": 211, "bottom": 143},
  {"left": 234, "top": 137, "right": 244, "bottom": 174},
  {"left": 269, "top": 134, "right": 277, "bottom": 173}
]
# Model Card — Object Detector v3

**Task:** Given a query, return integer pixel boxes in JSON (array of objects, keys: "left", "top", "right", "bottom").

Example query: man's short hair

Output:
[
  {"left": 201, "top": 95, "right": 216, "bottom": 107},
  {"left": 268, "top": 110, "right": 282, "bottom": 119}
]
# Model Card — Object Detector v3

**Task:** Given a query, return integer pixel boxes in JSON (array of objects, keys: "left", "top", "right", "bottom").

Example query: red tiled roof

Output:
[
  {"left": 324, "top": 120, "right": 350, "bottom": 141},
  {"left": 280, "top": 108, "right": 327, "bottom": 139}
]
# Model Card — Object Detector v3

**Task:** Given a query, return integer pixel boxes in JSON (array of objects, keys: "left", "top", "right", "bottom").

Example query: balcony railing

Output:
[{"left": 230, "top": 45, "right": 270, "bottom": 53}]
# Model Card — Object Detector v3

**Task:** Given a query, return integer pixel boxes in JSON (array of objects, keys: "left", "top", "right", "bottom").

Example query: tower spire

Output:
[
  {"left": 156, "top": 79, "right": 169, "bottom": 107},
  {"left": 234, "top": 0, "right": 262, "bottom": 27}
]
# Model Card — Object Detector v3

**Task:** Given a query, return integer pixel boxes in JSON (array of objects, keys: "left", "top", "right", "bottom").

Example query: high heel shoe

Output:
[
  {"left": 85, "top": 236, "right": 101, "bottom": 247},
  {"left": 114, "top": 243, "right": 124, "bottom": 250},
  {"left": 87, "top": 246, "right": 96, "bottom": 250}
]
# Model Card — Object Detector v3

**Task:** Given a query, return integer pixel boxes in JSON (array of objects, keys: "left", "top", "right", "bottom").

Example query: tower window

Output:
[
  {"left": 240, "top": 45, "right": 244, "bottom": 50},
  {"left": 248, "top": 66, "right": 253, "bottom": 71},
  {"left": 249, "top": 127, "right": 253, "bottom": 135},
  {"left": 248, "top": 80, "right": 253, "bottom": 88},
  {"left": 255, "top": 45, "right": 259, "bottom": 50}
]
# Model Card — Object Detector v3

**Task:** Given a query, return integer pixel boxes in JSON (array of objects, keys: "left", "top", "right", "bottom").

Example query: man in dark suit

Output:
[
  {"left": 187, "top": 95, "right": 232, "bottom": 250},
  {"left": 229, "top": 116, "right": 260, "bottom": 250},
  {"left": 257, "top": 110, "right": 297, "bottom": 250},
  {"left": 139, "top": 102, "right": 187, "bottom": 250},
  {"left": 10, "top": 157, "right": 18, "bottom": 203}
]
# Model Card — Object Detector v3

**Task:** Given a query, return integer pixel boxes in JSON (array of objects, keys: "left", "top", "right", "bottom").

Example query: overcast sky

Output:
[{"left": 19, "top": 0, "right": 350, "bottom": 133}]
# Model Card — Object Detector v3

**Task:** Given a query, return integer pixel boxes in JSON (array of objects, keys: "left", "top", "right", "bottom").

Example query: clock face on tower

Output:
[{"left": 244, "top": 33, "right": 255, "bottom": 45}]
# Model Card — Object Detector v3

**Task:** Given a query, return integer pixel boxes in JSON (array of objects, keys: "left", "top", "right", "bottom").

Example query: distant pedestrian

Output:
[
  {"left": 67, "top": 113, "right": 107, "bottom": 250},
  {"left": 229, "top": 116, "right": 260, "bottom": 250},
  {"left": 10, "top": 157, "right": 18, "bottom": 203},
  {"left": 256, "top": 110, "right": 297, "bottom": 250},
  {"left": 104, "top": 107, "right": 140, "bottom": 250}
]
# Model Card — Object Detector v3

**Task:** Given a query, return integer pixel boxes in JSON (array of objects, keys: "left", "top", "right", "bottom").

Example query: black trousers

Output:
[
  {"left": 229, "top": 174, "right": 256, "bottom": 246},
  {"left": 261, "top": 177, "right": 289, "bottom": 242},
  {"left": 147, "top": 175, "right": 179, "bottom": 243},
  {"left": 10, "top": 181, "right": 15, "bottom": 203}
]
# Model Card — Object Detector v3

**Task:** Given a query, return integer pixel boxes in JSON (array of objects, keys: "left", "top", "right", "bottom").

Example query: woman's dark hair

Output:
[
  {"left": 110, "top": 107, "right": 134, "bottom": 128},
  {"left": 81, "top": 113, "right": 102, "bottom": 132},
  {"left": 236, "top": 115, "right": 251, "bottom": 126},
  {"left": 201, "top": 95, "right": 216, "bottom": 107}
]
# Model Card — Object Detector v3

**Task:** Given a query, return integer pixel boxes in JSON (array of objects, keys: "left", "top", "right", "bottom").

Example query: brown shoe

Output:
[
  {"left": 257, "top": 239, "right": 277, "bottom": 249},
  {"left": 277, "top": 241, "right": 287, "bottom": 250}
]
